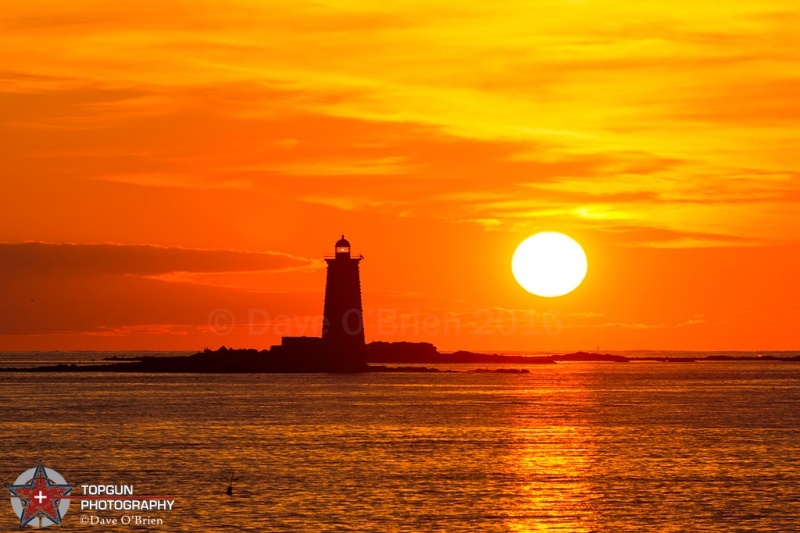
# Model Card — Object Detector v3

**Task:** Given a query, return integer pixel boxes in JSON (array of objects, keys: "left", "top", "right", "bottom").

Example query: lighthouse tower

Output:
[{"left": 322, "top": 236, "right": 366, "bottom": 371}]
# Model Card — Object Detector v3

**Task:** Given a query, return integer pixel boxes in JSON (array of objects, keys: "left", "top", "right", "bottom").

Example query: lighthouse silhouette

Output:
[
  {"left": 269, "top": 235, "right": 367, "bottom": 371},
  {"left": 322, "top": 235, "right": 366, "bottom": 370}
]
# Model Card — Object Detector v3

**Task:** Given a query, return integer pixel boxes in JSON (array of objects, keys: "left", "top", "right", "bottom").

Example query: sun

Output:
[{"left": 512, "top": 232, "right": 588, "bottom": 297}]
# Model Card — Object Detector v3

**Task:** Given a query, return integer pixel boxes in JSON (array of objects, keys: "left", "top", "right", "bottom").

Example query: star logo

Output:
[{"left": 8, "top": 463, "right": 72, "bottom": 529}]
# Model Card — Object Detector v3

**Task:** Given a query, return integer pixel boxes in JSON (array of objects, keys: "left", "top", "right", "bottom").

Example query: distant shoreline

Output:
[{"left": 0, "top": 342, "right": 798, "bottom": 373}]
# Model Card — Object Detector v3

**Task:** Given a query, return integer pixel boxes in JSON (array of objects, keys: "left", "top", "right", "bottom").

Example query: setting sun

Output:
[{"left": 512, "top": 232, "right": 588, "bottom": 297}]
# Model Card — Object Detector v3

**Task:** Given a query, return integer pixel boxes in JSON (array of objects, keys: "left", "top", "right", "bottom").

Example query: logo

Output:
[
  {"left": 8, "top": 463, "right": 72, "bottom": 528},
  {"left": 8, "top": 463, "right": 177, "bottom": 528}
]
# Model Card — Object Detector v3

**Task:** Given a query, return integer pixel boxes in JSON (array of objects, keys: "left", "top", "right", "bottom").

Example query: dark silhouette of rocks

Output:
[
  {"left": 5, "top": 346, "right": 358, "bottom": 374},
  {"left": 2, "top": 346, "right": 522, "bottom": 373},
  {"left": 550, "top": 351, "right": 629, "bottom": 362},
  {"left": 448, "top": 351, "right": 557, "bottom": 364},
  {"left": 365, "top": 342, "right": 557, "bottom": 364},
  {"left": 102, "top": 355, "right": 143, "bottom": 361},
  {"left": 365, "top": 341, "right": 441, "bottom": 363},
  {"left": 701, "top": 354, "right": 800, "bottom": 361},
  {"left": 366, "top": 365, "right": 447, "bottom": 373},
  {"left": 467, "top": 368, "right": 531, "bottom": 373},
  {"left": 365, "top": 343, "right": 636, "bottom": 363}
]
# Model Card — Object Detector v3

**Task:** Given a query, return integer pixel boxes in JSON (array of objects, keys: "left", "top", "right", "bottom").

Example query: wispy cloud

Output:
[{"left": 0, "top": 242, "right": 316, "bottom": 277}]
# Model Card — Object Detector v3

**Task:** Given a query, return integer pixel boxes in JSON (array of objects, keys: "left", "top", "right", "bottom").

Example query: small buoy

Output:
[{"left": 226, "top": 472, "right": 234, "bottom": 496}]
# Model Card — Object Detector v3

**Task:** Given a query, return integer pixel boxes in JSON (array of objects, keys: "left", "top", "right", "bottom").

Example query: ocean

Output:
[{"left": 1, "top": 352, "right": 798, "bottom": 531}]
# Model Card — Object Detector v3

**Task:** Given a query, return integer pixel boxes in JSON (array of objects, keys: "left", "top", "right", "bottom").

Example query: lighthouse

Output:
[
  {"left": 322, "top": 235, "right": 366, "bottom": 371},
  {"left": 268, "top": 235, "right": 367, "bottom": 371}
]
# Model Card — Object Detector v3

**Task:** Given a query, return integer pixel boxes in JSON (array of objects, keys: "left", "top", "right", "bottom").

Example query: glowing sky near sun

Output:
[{"left": 1, "top": 1, "right": 799, "bottom": 351}]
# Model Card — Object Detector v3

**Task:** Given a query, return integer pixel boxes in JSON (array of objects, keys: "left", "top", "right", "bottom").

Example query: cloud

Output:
[
  {"left": 0, "top": 242, "right": 316, "bottom": 277},
  {"left": 0, "top": 243, "right": 325, "bottom": 338},
  {"left": 560, "top": 321, "right": 666, "bottom": 330},
  {"left": 452, "top": 218, "right": 503, "bottom": 229},
  {"left": 597, "top": 225, "right": 766, "bottom": 248},
  {"left": 565, "top": 311, "right": 607, "bottom": 319},
  {"left": 676, "top": 318, "right": 707, "bottom": 327}
]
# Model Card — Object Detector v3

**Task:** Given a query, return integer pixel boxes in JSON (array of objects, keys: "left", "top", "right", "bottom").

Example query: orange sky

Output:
[{"left": 1, "top": 1, "right": 799, "bottom": 352}]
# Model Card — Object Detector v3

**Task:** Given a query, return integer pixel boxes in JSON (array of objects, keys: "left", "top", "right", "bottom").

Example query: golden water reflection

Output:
[
  {"left": 1, "top": 362, "right": 799, "bottom": 531},
  {"left": 503, "top": 376, "right": 599, "bottom": 532}
]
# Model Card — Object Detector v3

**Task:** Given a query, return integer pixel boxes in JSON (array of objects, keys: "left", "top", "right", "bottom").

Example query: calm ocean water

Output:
[{"left": 1, "top": 353, "right": 799, "bottom": 531}]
